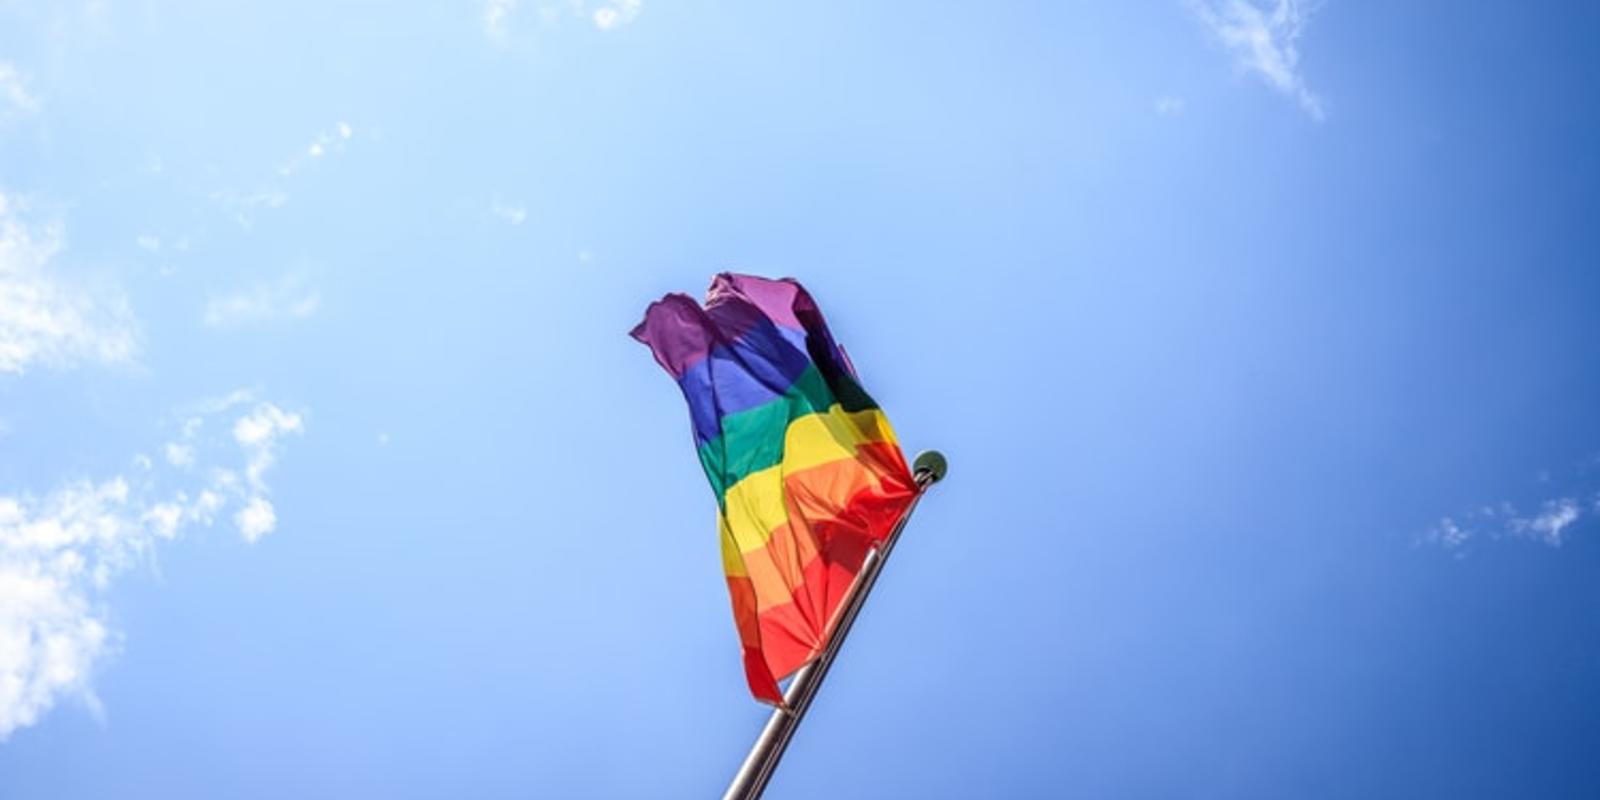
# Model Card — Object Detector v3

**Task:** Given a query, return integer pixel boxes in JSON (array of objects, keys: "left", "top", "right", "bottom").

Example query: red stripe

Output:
[
  {"left": 723, "top": 443, "right": 917, "bottom": 700},
  {"left": 726, "top": 576, "right": 784, "bottom": 703}
]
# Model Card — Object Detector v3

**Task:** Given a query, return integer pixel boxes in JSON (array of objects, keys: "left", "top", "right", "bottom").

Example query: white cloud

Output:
[
  {"left": 203, "top": 273, "right": 321, "bottom": 328},
  {"left": 1154, "top": 95, "right": 1186, "bottom": 116},
  {"left": 192, "top": 490, "right": 224, "bottom": 526},
  {"left": 189, "top": 388, "right": 256, "bottom": 417},
  {"left": 0, "top": 393, "right": 304, "bottom": 739},
  {"left": 233, "top": 403, "right": 304, "bottom": 494},
  {"left": 162, "top": 442, "right": 194, "bottom": 468},
  {"left": 232, "top": 498, "right": 275, "bottom": 543},
  {"left": 210, "top": 123, "right": 350, "bottom": 228},
  {"left": 0, "top": 191, "right": 140, "bottom": 375},
  {"left": 1424, "top": 516, "right": 1471, "bottom": 551},
  {"left": 209, "top": 189, "right": 289, "bottom": 230},
  {"left": 232, "top": 405, "right": 301, "bottom": 448},
  {"left": 134, "top": 235, "right": 160, "bottom": 253},
  {"left": 1511, "top": 499, "right": 1581, "bottom": 547},
  {"left": 484, "top": 0, "right": 519, "bottom": 41},
  {"left": 241, "top": 191, "right": 288, "bottom": 210},
  {"left": 593, "top": 0, "right": 641, "bottom": 30},
  {"left": 1425, "top": 488, "right": 1589, "bottom": 554},
  {"left": 141, "top": 502, "right": 183, "bottom": 539},
  {"left": 491, "top": 201, "right": 528, "bottom": 226},
  {"left": 484, "top": 1, "right": 638, "bottom": 39},
  {"left": 1189, "top": 0, "right": 1324, "bottom": 120},
  {"left": 0, "top": 64, "right": 39, "bottom": 118},
  {"left": 277, "top": 122, "right": 354, "bottom": 177}
]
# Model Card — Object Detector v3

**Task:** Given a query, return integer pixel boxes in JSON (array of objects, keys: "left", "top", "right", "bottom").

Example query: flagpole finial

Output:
[{"left": 913, "top": 450, "right": 947, "bottom": 486}]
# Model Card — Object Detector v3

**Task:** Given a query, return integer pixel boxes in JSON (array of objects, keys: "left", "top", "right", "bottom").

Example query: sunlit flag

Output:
[{"left": 632, "top": 274, "right": 918, "bottom": 704}]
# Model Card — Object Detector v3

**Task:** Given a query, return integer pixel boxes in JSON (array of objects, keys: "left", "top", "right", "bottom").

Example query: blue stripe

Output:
[{"left": 675, "top": 319, "right": 811, "bottom": 445}]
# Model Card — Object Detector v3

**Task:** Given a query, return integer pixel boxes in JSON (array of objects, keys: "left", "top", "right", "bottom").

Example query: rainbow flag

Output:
[{"left": 632, "top": 274, "right": 919, "bottom": 704}]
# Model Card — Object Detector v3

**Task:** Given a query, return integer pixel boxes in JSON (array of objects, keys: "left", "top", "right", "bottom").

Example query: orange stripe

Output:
[
  {"left": 740, "top": 519, "right": 819, "bottom": 614},
  {"left": 722, "top": 441, "right": 919, "bottom": 691},
  {"left": 737, "top": 456, "right": 882, "bottom": 612}
]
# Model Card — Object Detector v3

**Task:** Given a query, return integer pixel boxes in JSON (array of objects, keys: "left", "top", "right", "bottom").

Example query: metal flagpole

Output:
[{"left": 721, "top": 450, "right": 948, "bottom": 800}]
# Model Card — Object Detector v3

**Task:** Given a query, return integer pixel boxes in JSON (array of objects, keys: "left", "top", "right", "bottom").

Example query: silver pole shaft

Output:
[{"left": 721, "top": 463, "right": 941, "bottom": 800}]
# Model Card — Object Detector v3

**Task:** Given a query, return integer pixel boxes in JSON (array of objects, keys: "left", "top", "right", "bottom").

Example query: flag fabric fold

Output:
[{"left": 632, "top": 273, "right": 918, "bottom": 704}]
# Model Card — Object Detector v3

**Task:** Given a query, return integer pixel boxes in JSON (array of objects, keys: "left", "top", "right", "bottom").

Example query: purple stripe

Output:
[
  {"left": 716, "top": 273, "right": 857, "bottom": 384},
  {"left": 630, "top": 294, "right": 716, "bottom": 379},
  {"left": 631, "top": 275, "right": 814, "bottom": 379},
  {"left": 708, "top": 273, "right": 805, "bottom": 330},
  {"left": 632, "top": 273, "right": 848, "bottom": 444}
]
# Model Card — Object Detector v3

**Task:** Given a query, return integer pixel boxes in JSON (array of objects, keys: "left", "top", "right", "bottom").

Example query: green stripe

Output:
[{"left": 698, "top": 365, "right": 879, "bottom": 504}]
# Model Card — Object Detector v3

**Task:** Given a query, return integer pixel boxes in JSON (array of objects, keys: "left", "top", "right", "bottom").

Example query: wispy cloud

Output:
[
  {"left": 1422, "top": 462, "right": 1600, "bottom": 555},
  {"left": 0, "top": 64, "right": 39, "bottom": 118},
  {"left": 0, "top": 191, "right": 139, "bottom": 375},
  {"left": 1424, "top": 500, "right": 1586, "bottom": 554},
  {"left": 491, "top": 200, "right": 528, "bottom": 226},
  {"left": 0, "top": 392, "right": 305, "bottom": 739},
  {"left": 210, "top": 189, "right": 289, "bottom": 230},
  {"left": 1510, "top": 499, "right": 1582, "bottom": 547},
  {"left": 484, "top": 0, "right": 519, "bottom": 41},
  {"left": 233, "top": 497, "right": 276, "bottom": 543},
  {"left": 277, "top": 121, "right": 354, "bottom": 177},
  {"left": 1188, "top": 0, "right": 1324, "bottom": 120},
  {"left": 1425, "top": 516, "right": 1471, "bottom": 550},
  {"left": 162, "top": 442, "right": 194, "bottom": 468},
  {"left": 486, "top": 0, "right": 642, "bottom": 38},
  {"left": 203, "top": 273, "right": 320, "bottom": 328},
  {"left": 593, "top": 0, "right": 641, "bottom": 31},
  {"left": 1154, "top": 95, "right": 1187, "bottom": 116},
  {"left": 232, "top": 402, "right": 304, "bottom": 498},
  {"left": 208, "top": 122, "right": 351, "bottom": 228}
]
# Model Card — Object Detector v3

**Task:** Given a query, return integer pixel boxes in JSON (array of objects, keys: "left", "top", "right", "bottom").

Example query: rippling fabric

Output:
[{"left": 632, "top": 274, "right": 917, "bottom": 704}]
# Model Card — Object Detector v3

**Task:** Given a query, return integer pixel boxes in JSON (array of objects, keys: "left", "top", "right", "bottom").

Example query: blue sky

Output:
[{"left": 2, "top": 1, "right": 1599, "bottom": 797}]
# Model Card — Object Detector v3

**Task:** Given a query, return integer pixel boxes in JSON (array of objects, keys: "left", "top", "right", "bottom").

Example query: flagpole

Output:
[{"left": 721, "top": 450, "right": 947, "bottom": 800}]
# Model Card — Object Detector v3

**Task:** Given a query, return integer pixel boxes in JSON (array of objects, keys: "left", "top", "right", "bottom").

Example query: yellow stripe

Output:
[
  {"left": 719, "top": 405, "right": 897, "bottom": 557},
  {"left": 722, "top": 465, "right": 786, "bottom": 555},
  {"left": 719, "top": 518, "right": 748, "bottom": 577},
  {"left": 781, "top": 406, "right": 898, "bottom": 472}
]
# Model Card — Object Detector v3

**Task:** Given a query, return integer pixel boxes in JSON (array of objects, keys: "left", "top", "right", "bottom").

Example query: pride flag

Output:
[{"left": 632, "top": 274, "right": 919, "bottom": 704}]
